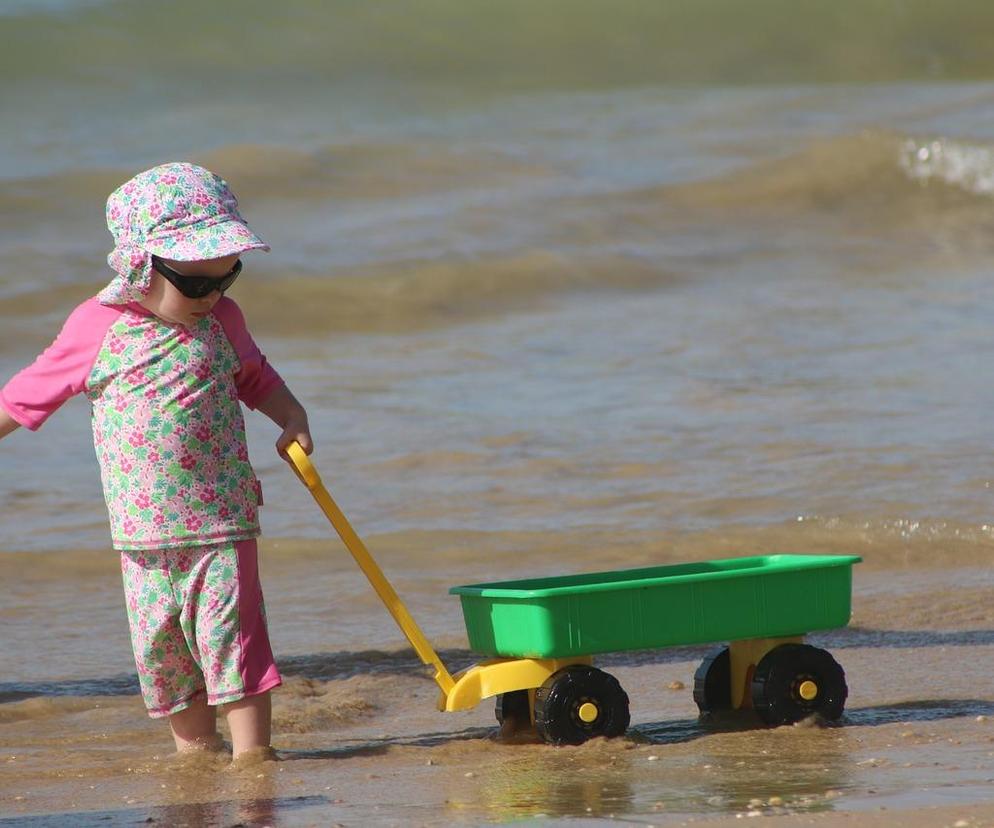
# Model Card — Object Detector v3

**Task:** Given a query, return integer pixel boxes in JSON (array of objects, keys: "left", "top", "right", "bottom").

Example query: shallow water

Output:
[
  {"left": 5, "top": 1, "right": 994, "bottom": 824},
  {"left": 4, "top": 539, "right": 994, "bottom": 825}
]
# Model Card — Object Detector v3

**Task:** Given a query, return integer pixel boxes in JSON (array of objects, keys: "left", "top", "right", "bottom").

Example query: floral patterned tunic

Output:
[{"left": 0, "top": 297, "right": 283, "bottom": 550}]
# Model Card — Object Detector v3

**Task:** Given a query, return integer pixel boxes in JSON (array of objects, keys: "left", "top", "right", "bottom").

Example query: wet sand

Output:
[{"left": 3, "top": 530, "right": 994, "bottom": 826}]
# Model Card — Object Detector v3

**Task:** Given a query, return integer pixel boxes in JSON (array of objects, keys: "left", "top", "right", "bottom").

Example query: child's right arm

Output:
[
  {"left": 0, "top": 408, "right": 20, "bottom": 440},
  {"left": 0, "top": 299, "right": 119, "bottom": 435}
]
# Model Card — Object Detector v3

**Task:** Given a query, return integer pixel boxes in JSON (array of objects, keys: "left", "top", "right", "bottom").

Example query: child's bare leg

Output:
[
  {"left": 224, "top": 691, "right": 272, "bottom": 759},
  {"left": 168, "top": 692, "right": 221, "bottom": 752}
]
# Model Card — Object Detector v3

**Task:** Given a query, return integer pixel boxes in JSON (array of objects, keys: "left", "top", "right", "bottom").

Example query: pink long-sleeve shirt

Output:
[{"left": 0, "top": 297, "right": 284, "bottom": 550}]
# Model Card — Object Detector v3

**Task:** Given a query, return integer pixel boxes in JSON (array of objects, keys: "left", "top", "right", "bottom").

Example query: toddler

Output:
[{"left": 0, "top": 163, "right": 311, "bottom": 760}]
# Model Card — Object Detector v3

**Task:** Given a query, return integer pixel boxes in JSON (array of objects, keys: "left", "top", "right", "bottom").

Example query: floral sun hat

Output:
[{"left": 98, "top": 162, "right": 269, "bottom": 305}]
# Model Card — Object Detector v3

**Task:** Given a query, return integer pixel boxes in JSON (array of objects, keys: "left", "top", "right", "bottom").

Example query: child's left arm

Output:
[{"left": 257, "top": 384, "right": 313, "bottom": 460}]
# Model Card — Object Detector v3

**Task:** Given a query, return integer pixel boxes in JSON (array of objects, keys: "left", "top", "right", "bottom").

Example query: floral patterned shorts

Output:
[{"left": 120, "top": 539, "right": 282, "bottom": 718}]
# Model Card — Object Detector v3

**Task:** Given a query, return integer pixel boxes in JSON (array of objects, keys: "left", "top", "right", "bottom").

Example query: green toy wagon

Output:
[{"left": 287, "top": 443, "right": 861, "bottom": 745}]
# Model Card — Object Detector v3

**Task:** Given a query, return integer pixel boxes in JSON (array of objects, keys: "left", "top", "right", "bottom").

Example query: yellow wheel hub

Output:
[
  {"left": 578, "top": 702, "right": 599, "bottom": 723},
  {"left": 797, "top": 680, "right": 818, "bottom": 701}
]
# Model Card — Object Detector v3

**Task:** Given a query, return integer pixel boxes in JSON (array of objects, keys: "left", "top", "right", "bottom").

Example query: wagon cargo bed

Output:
[{"left": 450, "top": 554, "right": 861, "bottom": 659}]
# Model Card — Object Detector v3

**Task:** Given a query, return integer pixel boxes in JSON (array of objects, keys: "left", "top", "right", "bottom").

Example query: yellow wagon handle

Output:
[{"left": 284, "top": 441, "right": 456, "bottom": 696}]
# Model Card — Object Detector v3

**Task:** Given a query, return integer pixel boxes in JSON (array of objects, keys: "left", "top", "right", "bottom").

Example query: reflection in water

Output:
[
  {"left": 442, "top": 720, "right": 854, "bottom": 821},
  {"left": 147, "top": 796, "right": 282, "bottom": 828},
  {"left": 631, "top": 713, "right": 854, "bottom": 816},
  {"left": 690, "top": 731, "right": 852, "bottom": 815},
  {"left": 0, "top": 796, "right": 328, "bottom": 828},
  {"left": 146, "top": 757, "right": 283, "bottom": 827},
  {"left": 454, "top": 743, "right": 636, "bottom": 821}
]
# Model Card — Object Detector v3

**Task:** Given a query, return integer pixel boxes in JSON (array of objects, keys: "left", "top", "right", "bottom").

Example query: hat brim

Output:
[{"left": 145, "top": 217, "right": 270, "bottom": 262}]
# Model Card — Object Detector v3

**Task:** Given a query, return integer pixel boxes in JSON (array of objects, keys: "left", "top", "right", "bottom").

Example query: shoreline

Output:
[{"left": 3, "top": 535, "right": 994, "bottom": 825}]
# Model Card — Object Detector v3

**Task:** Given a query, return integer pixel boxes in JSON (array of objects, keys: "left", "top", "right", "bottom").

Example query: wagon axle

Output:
[{"left": 694, "top": 637, "right": 848, "bottom": 725}]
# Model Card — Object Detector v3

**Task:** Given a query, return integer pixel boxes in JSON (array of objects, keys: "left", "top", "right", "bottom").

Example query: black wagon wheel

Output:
[
  {"left": 750, "top": 643, "right": 847, "bottom": 726},
  {"left": 533, "top": 665, "right": 630, "bottom": 745},
  {"left": 495, "top": 689, "right": 532, "bottom": 731},
  {"left": 693, "top": 646, "right": 732, "bottom": 714}
]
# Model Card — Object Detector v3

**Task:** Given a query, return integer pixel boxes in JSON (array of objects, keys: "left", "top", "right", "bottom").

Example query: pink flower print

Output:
[
  {"left": 148, "top": 449, "right": 160, "bottom": 463},
  {"left": 115, "top": 397, "right": 129, "bottom": 412},
  {"left": 237, "top": 444, "right": 249, "bottom": 462},
  {"left": 109, "top": 338, "right": 126, "bottom": 355},
  {"left": 161, "top": 174, "right": 178, "bottom": 185},
  {"left": 149, "top": 203, "right": 162, "bottom": 218},
  {"left": 134, "top": 493, "right": 152, "bottom": 510},
  {"left": 218, "top": 505, "right": 230, "bottom": 519},
  {"left": 184, "top": 515, "right": 204, "bottom": 533},
  {"left": 194, "top": 363, "right": 211, "bottom": 382},
  {"left": 193, "top": 424, "right": 211, "bottom": 443},
  {"left": 145, "top": 387, "right": 157, "bottom": 400},
  {"left": 153, "top": 511, "right": 166, "bottom": 527},
  {"left": 194, "top": 191, "right": 212, "bottom": 207},
  {"left": 122, "top": 517, "right": 137, "bottom": 536},
  {"left": 200, "top": 486, "right": 217, "bottom": 504},
  {"left": 128, "top": 430, "right": 147, "bottom": 448},
  {"left": 179, "top": 452, "right": 198, "bottom": 471},
  {"left": 120, "top": 458, "right": 134, "bottom": 473}
]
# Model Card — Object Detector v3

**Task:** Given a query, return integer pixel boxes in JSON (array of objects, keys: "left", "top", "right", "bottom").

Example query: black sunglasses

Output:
[{"left": 152, "top": 255, "right": 242, "bottom": 299}]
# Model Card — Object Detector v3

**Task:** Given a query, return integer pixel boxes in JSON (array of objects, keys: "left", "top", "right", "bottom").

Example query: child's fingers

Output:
[
  {"left": 296, "top": 432, "right": 314, "bottom": 454},
  {"left": 276, "top": 429, "right": 313, "bottom": 460}
]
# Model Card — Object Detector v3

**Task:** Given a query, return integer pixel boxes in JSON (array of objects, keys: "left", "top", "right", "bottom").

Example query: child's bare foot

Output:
[
  {"left": 165, "top": 737, "right": 230, "bottom": 771},
  {"left": 228, "top": 745, "right": 279, "bottom": 768},
  {"left": 175, "top": 732, "right": 226, "bottom": 753}
]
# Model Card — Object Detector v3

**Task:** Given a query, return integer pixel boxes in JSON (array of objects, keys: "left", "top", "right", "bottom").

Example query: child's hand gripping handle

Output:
[
  {"left": 285, "top": 440, "right": 322, "bottom": 490},
  {"left": 283, "top": 441, "right": 456, "bottom": 696}
]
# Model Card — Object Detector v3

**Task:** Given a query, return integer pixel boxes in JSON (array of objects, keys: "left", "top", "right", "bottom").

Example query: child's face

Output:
[{"left": 140, "top": 254, "right": 241, "bottom": 327}]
